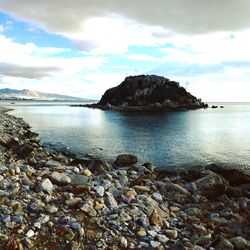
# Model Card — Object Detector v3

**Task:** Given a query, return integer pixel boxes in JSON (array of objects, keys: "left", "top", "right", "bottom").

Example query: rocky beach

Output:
[{"left": 0, "top": 107, "right": 250, "bottom": 250}]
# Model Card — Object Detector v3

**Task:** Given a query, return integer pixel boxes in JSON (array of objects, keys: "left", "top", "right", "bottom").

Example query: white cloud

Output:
[
  {"left": 126, "top": 54, "right": 159, "bottom": 62},
  {"left": 2, "top": 0, "right": 249, "bottom": 54},
  {"left": 159, "top": 30, "right": 250, "bottom": 64},
  {"left": 0, "top": 33, "right": 106, "bottom": 97},
  {"left": 1, "top": 1, "right": 250, "bottom": 101}
]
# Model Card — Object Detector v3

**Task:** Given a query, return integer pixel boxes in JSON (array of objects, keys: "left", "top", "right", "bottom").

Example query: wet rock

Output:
[
  {"left": 114, "top": 154, "right": 138, "bottom": 167},
  {"left": 143, "top": 162, "right": 156, "bottom": 172}
]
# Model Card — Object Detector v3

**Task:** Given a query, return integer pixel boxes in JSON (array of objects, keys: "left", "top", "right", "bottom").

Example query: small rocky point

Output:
[
  {"left": 83, "top": 75, "right": 208, "bottom": 111},
  {"left": 1, "top": 107, "right": 250, "bottom": 249}
]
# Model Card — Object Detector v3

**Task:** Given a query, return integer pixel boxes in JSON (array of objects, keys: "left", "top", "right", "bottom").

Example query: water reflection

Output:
[{"left": 3, "top": 102, "right": 250, "bottom": 170}]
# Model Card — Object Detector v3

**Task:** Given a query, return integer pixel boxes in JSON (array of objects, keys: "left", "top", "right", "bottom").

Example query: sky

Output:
[{"left": 0, "top": 1, "right": 250, "bottom": 101}]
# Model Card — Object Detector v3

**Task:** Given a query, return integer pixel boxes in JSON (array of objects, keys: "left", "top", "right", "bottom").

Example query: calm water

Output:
[{"left": 1, "top": 101, "right": 250, "bottom": 170}]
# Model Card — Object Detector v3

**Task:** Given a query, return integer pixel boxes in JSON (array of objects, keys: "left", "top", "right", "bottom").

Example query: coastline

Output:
[
  {"left": 0, "top": 109, "right": 250, "bottom": 249},
  {"left": 70, "top": 103, "right": 208, "bottom": 112}
]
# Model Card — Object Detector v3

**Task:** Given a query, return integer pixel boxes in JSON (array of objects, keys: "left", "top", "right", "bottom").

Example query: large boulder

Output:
[{"left": 206, "top": 164, "right": 250, "bottom": 186}]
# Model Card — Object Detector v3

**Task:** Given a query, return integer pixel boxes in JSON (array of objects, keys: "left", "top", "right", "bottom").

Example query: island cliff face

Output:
[{"left": 86, "top": 75, "right": 208, "bottom": 111}]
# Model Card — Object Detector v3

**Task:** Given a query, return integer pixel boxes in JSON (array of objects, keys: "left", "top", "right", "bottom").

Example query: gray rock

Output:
[
  {"left": 157, "top": 234, "right": 169, "bottom": 243},
  {"left": 65, "top": 198, "right": 82, "bottom": 208},
  {"left": 46, "top": 159, "right": 62, "bottom": 168},
  {"left": 20, "top": 165, "right": 34, "bottom": 176},
  {"left": 165, "top": 229, "right": 178, "bottom": 239},
  {"left": 216, "top": 237, "right": 234, "bottom": 250},
  {"left": 94, "top": 186, "right": 105, "bottom": 197},
  {"left": 80, "top": 202, "right": 97, "bottom": 217},
  {"left": 194, "top": 234, "right": 212, "bottom": 246},
  {"left": 0, "top": 190, "right": 9, "bottom": 197},
  {"left": 150, "top": 241, "right": 161, "bottom": 248},
  {"left": 26, "top": 229, "right": 35, "bottom": 238},
  {"left": 115, "top": 154, "right": 138, "bottom": 167},
  {"left": 194, "top": 173, "right": 225, "bottom": 190},
  {"left": 70, "top": 222, "right": 81, "bottom": 230},
  {"left": 152, "top": 192, "right": 163, "bottom": 202},
  {"left": 69, "top": 174, "right": 89, "bottom": 186},
  {"left": 51, "top": 172, "right": 71, "bottom": 185},
  {"left": 45, "top": 205, "right": 58, "bottom": 213},
  {"left": 106, "top": 193, "right": 118, "bottom": 209},
  {"left": 120, "top": 236, "right": 128, "bottom": 248},
  {"left": 37, "top": 178, "right": 54, "bottom": 194},
  {"left": 1, "top": 214, "right": 11, "bottom": 223},
  {"left": 230, "top": 236, "right": 250, "bottom": 249},
  {"left": 29, "top": 201, "right": 44, "bottom": 212},
  {"left": 166, "top": 182, "right": 191, "bottom": 196},
  {"left": 0, "top": 165, "right": 8, "bottom": 174}
]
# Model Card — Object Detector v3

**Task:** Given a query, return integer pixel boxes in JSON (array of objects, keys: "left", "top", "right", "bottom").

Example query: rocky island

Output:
[
  {"left": 0, "top": 106, "right": 250, "bottom": 249},
  {"left": 82, "top": 75, "right": 208, "bottom": 111}
]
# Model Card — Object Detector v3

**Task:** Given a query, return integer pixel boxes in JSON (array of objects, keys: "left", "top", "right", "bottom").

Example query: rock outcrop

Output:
[{"left": 85, "top": 75, "right": 208, "bottom": 111}]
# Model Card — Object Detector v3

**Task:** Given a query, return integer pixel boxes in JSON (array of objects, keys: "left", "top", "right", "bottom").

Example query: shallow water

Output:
[{"left": 2, "top": 101, "right": 250, "bottom": 170}]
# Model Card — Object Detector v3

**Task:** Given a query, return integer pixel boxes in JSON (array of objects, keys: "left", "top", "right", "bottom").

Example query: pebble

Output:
[
  {"left": 152, "top": 192, "right": 163, "bottom": 202},
  {"left": 26, "top": 229, "right": 35, "bottom": 238},
  {"left": 45, "top": 204, "right": 58, "bottom": 213},
  {"left": 150, "top": 240, "right": 161, "bottom": 248},
  {"left": 37, "top": 178, "right": 54, "bottom": 194},
  {"left": 70, "top": 222, "right": 81, "bottom": 230},
  {"left": 165, "top": 229, "right": 178, "bottom": 239},
  {"left": 120, "top": 236, "right": 128, "bottom": 248},
  {"left": 94, "top": 186, "right": 105, "bottom": 197}
]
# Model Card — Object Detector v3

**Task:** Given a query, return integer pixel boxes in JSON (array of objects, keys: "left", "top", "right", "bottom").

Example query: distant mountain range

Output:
[{"left": 0, "top": 88, "right": 87, "bottom": 101}]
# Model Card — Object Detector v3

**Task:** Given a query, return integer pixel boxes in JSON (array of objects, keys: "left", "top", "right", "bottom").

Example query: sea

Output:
[{"left": 1, "top": 100, "right": 250, "bottom": 171}]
